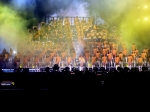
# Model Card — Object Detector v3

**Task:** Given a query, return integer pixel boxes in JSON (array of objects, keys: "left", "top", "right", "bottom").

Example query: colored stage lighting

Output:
[
  {"left": 144, "top": 17, "right": 148, "bottom": 21},
  {"left": 144, "top": 5, "right": 148, "bottom": 9}
]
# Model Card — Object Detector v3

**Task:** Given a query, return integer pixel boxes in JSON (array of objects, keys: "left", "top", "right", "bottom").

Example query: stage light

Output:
[
  {"left": 12, "top": 82, "right": 15, "bottom": 86},
  {"left": 13, "top": 51, "right": 16, "bottom": 54},
  {"left": 138, "top": 19, "right": 140, "bottom": 21},
  {"left": 144, "top": 17, "right": 148, "bottom": 21},
  {"left": 144, "top": 6, "right": 148, "bottom": 9},
  {"left": 19, "top": 64, "right": 23, "bottom": 68}
]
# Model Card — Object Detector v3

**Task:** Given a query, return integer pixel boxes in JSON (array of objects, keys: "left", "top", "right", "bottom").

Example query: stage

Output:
[{"left": 1, "top": 66, "right": 150, "bottom": 73}]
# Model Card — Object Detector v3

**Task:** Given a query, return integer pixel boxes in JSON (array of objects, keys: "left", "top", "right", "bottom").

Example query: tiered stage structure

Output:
[{"left": 0, "top": 16, "right": 150, "bottom": 73}]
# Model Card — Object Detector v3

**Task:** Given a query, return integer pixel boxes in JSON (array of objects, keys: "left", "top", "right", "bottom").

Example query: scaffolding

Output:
[{"left": 45, "top": 16, "right": 93, "bottom": 25}]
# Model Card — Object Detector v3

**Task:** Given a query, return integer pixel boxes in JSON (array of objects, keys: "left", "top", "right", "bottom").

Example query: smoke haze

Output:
[
  {"left": 0, "top": 3, "right": 27, "bottom": 52},
  {"left": 0, "top": 0, "right": 150, "bottom": 50}
]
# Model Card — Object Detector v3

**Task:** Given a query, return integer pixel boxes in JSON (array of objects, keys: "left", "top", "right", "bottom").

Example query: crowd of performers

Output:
[{"left": 0, "top": 17, "right": 150, "bottom": 71}]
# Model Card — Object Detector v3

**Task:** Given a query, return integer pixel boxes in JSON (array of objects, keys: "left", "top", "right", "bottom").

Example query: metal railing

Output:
[{"left": 45, "top": 16, "right": 93, "bottom": 25}]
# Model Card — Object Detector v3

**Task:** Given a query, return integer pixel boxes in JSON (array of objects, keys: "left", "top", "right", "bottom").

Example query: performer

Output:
[
  {"left": 96, "top": 51, "right": 101, "bottom": 67},
  {"left": 50, "top": 51, "right": 55, "bottom": 67},
  {"left": 107, "top": 51, "right": 113, "bottom": 67},
  {"left": 112, "top": 48, "right": 117, "bottom": 59},
  {"left": 13, "top": 55, "right": 18, "bottom": 69},
  {"left": 56, "top": 54, "right": 61, "bottom": 67},
  {"left": 102, "top": 47, "right": 108, "bottom": 56},
  {"left": 67, "top": 54, "right": 72, "bottom": 65},
  {"left": 143, "top": 47, "right": 149, "bottom": 54},
  {"left": 46, "top": 55, "right": 50, "bottom": 67},
  {"left": 93, "top": 47, "right": 98, "bottom": 54},
  {"left": 123, "top": 48, "right": 128, "bottom": 63},
  {"left": 131, "top": 51, "right": 137, "bottom": 67},
  {"left": 91, "top": 54, "right": 96, "bottom": 69},
  {"left": 4, "top": 52, "right": 9, "bottom": 68},
  {"left": 23, "top": 55, "right": 28, "bottom": 68},
  {"left": 131, "top": 43, "right": 136, "bottom": 52},
  {"left": 135, "top": 48, "right": 139, "bottom": 56},
  {"left": 102, "top": 55, "right": 107, "bottom": 70},
  {"left": 61, "top": 51, "right": 67, "bottom": 68},
  {"left": 34, "top": 55, "right": 39, "bottom": 69},
  {"left": 148, "top": 55, "right": 150, "bottom": 67},
  {"left": 114, "top": 55, "right": 120, "bottom": 70},
  {"left": 127, "top": 54, "right": 133, "bottom": 69},
  {"left": 141, "top": 51, "right": 147, "bottom": 66},
  {"left": 79, "top": 55, "right": 85, "bottom": 71},
  {"left": 85, "top": 50, "right": 90, "bottom": 62},
  {"left": 137, "top": 55, "right": 143, "bottom": 71},
  {"left": 67, "top": 55, "right": 72, "bottom": 71},
  {"left": 9, "top": 48, "right": 13, "bottom": 57},
  {"left": 118, "top": 51, "right": 123, "bottom": 67},
  {"left": 53, "top": 54, "right": 56, "bottom": 67}
]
